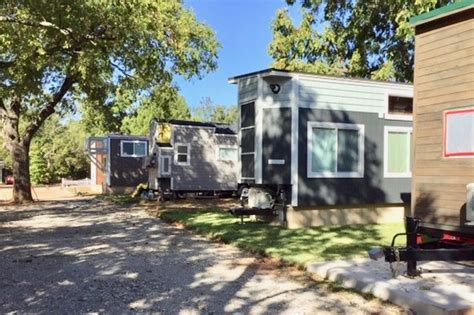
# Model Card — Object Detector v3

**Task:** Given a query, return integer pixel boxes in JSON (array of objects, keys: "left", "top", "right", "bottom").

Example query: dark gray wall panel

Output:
[
  {"left": 171, "top": 127, "right": 238, "bottom": 191},
  {"left": 298, "top": 108, "right": 412, "bottom": 206},
  {"left": 262, "top": 108, "right": 292, "bottom": 184},
  {"left": 110, "top": 138, "right": 148, "bottom": 187}
]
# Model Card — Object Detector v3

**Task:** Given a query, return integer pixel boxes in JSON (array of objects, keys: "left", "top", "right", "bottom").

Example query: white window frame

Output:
[
  {"left": 217, "top": 145, "right": 238, "bottom": 161},
  {"left": 307, "top": 122, "right": 365, "bottom": 178},
  {"left": 384, "top": 90, "right": 413, "bottom": 121},
  {"left": 174, "top": 143, "right": 190, "bottom": 166},
  {"left": 384, "top": 126, "right": 413, "bottom": 178},
  {"left": 160, "top": 156, "right": 171, "bottom": 176},
  {"left": 120, "top": 140, "right": 148, "bottom": 157}
]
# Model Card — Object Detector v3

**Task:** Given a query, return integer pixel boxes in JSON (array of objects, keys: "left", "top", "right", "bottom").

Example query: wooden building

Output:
[{"left": 410, "top": 0, "right": 474, "bottom": 234}]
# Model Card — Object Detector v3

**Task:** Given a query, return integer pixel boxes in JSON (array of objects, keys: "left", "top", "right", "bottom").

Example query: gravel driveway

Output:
[{"left": 0, "top": 199, "right": 403, "bottom": 314}]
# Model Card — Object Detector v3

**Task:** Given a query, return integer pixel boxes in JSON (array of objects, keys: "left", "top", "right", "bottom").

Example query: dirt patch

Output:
[
  {"left": 0, "top": 184, "right": 99, "bottom": 203},
  {"left": 0, "top": 199, "right": 404, "bottom": 314}
]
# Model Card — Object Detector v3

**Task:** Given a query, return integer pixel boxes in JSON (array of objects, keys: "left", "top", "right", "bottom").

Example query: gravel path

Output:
[{"left": 0, "top": 200, "right": 403, "bottom": 314}]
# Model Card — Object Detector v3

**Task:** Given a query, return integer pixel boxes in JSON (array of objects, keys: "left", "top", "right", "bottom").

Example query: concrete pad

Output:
[{"left": 307, "top": 258, "right": 474, "bottom": 315}]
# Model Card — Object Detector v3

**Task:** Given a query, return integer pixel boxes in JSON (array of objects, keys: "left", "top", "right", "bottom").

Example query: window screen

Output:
[
  {"left": 161, "top": 156, "right": 170, "bottom": 175},
  {"left": 308, "top": 123, "right": 363, "bottom": 177},
  {"left": 388, "top": 96, "right": 413, "bottom": 115},
  {"left": 387, "top": 132, "right": 411, "bottom": 174},
  {"left": 122, "top": 142, "right": 134, "bottom": 156},
  {"left": 134, "top": 143, "right": 146, "bottom": 156},
  {"left": 219, "top": 147, "right": 238, "bottom": 161},
  {"left": 121, "top": 141, "right": 147, "bottom": 157},
  {"left": 444, "top": 108, "right": 474, "bottom": 157},
  {"left": 176, "top": 145, "right": 189, "bottom": 164}
]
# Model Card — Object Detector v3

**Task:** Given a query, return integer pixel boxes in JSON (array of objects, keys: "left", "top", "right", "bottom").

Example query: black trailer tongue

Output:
[{"left": 371, "top": 217, "right": 474, "bottom": 277}]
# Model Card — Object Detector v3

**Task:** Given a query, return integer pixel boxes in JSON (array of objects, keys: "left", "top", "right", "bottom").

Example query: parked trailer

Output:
[
  {"left": 379, "top": 1, "right": 474, "bottom": 277},
  {"left": 146, "top": 119, "right": 240, "bottom": 199}
]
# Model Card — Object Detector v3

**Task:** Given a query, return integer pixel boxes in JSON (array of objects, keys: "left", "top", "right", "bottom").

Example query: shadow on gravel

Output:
[{"left": 0, "top": 200, "right": 361, "bottom": 314}]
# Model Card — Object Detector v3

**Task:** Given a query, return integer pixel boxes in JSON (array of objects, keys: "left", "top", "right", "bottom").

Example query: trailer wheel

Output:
[
  {"left": 176, "top": 192, "right": 186, "bottom": 199},
  {"left": 238, "top": 185, "right": 249, "bottom": 198}
]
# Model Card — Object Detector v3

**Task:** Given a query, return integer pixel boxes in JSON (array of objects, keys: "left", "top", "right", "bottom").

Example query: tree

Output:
[
  {"left": 121, "top": 84, "right": 192, "bottom": 136},
  {"left": 192, "top": 97, "right": 238, "bottom": 124},
  {"left": 269, "top": 0, "right": 451, "bottom": 82},
  {"left": 0, "top": 1, "right": 218, "bottom": 202}
]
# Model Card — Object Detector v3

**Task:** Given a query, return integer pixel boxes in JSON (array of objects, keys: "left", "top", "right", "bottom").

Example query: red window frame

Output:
[{"left": 443, "top": 107, "right": 474, "bottom": 158}]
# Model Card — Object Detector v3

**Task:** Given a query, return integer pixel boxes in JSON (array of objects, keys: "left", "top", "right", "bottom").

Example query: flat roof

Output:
[
  {"left": 228, "top": 68, "right": 413, "bottom": 87},
  {"left": 153, "top": 119, "right": 237, "bottom": 135},
  {"left": 410, "top": 0, "right": 474, "bottom": 26}
]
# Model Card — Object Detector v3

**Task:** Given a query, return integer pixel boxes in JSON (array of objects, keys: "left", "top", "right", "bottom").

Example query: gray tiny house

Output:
[
  {"left": 229, "top": 69, "right": 414, "bottom": 228},
  {"left": 147, "top": 119, "right": 238, "bottom": 198},
  {"left": 87, "top": 135, "right": 149, "bottom": 194}
]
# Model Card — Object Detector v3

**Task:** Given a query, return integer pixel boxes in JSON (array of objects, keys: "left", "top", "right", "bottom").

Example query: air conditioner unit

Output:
[{"left": 467, "top": 183, "right": 474, "bottom": 223}]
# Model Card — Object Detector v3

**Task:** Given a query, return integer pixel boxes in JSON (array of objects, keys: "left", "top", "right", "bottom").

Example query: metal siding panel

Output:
[
  {"left": 262, "top": 108, "right": 292, "bottom": 184},
  {"left": 109, "top": 138, "right": 148, "bottom": 187},
  {"left": 298, "top": 77, "right": 413, "bottom": 113},
  {"left": 171, "top": 127, "right": 238, "bottom": 191},
  {"left": 298, "top": 108, "right": 412, "bottom": 206}
]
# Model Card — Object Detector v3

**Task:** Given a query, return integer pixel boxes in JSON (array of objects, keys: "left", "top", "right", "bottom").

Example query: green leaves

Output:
[
  {"left": 1, "top": 0, "right": 219, "bottom": 138},
  {"left": 270, "top": 0, "right": 452, "bottom": 82}
]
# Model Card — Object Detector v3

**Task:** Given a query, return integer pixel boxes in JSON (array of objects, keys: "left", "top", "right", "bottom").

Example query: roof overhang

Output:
[
  {"left": 228, "top": 68, "right": 292, "bottom": 84},
  {"left": 410, "top": 0, "right": 474, "bottom": 27}
]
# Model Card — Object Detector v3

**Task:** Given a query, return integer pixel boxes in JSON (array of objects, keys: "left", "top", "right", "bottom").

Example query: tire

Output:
[{"left": 238, "top": 185, "right": 249, "bottom": 198}]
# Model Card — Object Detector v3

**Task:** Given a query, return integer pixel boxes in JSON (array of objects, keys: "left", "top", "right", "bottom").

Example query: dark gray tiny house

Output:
[
  {"left": 229, "top": 69, "right": 414, "bottom": 227},
  {"left": 87, "top": 135, "right": 149, "bottom": 193},
  {"left": 147, "top": 119, "right": 238, "bottom": 197}
]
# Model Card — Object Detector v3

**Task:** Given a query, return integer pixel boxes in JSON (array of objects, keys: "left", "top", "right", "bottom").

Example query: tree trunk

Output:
[{"left": 10, "top": 141, "right": 33, "bottom": 203}]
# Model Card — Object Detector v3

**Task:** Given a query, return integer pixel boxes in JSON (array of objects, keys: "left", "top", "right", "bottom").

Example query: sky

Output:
[{"left": 175, "top": 0, "right": 300, "bottom": 109}]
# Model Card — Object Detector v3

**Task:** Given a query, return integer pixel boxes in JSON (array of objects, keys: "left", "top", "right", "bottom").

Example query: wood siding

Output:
[{"left": 412, "top": 17, "right": 474, "bottom": 226}]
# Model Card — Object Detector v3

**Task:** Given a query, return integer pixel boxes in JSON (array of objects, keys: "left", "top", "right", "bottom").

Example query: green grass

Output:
[{"left": 160, "top": 210, "right": 404, "bottom": 266}]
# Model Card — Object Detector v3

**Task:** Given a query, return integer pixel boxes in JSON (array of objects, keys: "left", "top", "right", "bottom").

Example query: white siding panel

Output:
[
  {"left": 238, "top": 76, "right": 258, "bottom": 104},
  {"left": 298, "top": 77, "right": 412, "bottom": 113}
]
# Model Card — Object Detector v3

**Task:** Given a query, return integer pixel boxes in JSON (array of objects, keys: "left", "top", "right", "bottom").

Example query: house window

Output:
[
  {"left": 175, "top": 144, "right": 190, "bottom": 165},
  {"left": 160, "top": 156, "right": 171, "bottom": 175},
  {"left": 120, "top": 140, "right": 147, "bottom": 157},
  {"left": 307, "top": 122, "right": 365, "bottom": 178},
  {"left": 389, "top": 96, "right": 412, "bottom": 115},
  {"left": 384, "top": 127, "right": 412, "bottom": 177},
  {"left": 218, "top": 147, "right": 238, "bottom": 161},
  {"left": 444, "top": 108, "right": 474, "bottom": 158},
  {"left": 384, "top": 92, "right": 413, "bottom": 121}
]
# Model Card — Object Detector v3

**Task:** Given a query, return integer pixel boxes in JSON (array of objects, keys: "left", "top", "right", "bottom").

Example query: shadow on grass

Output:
[{"left": 160, "top": 210, "right": 404, "bottom": 266}]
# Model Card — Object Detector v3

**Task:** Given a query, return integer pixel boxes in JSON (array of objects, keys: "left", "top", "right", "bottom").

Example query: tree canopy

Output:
[
  {"left": 192, "top": 97, "right": 238, "bottom": 125},
  {"left": 0, "top": 0, "right": 219, "bottom": 202},
  {"left": 269, "top": 0, "right": 451, "bottom": 82}
]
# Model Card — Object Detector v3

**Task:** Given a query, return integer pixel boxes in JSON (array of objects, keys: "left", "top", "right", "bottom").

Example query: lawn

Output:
[{"left": 160, "top": 209, "right": 404, "bottom": 266}]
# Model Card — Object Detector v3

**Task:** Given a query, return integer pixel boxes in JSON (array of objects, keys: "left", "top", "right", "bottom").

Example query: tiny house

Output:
[
  {"left": 87, "top": 135, "right": 149, "bottom": 193},
  {"left": 381, "top": 0, "right": 474, "bottom": 277},
  {"left": 147, "top": 119, "right": 238, "bottom": 197},
  {"left": 229, "top": 69, "right": 414, "bottom": 227},
  {"left": 410, "top": 0, "right": 474, "bottom": 236}
]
